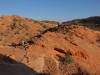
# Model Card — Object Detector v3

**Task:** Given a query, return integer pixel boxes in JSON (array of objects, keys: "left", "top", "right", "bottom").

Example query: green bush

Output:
[{"left": 65, "top": 50, "right": 73, "bottom": 64}]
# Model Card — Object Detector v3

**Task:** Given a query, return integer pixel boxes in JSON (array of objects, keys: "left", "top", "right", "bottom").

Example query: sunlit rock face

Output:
[{"left": 0, "top": 16, "right": 99, "bottom": 75}]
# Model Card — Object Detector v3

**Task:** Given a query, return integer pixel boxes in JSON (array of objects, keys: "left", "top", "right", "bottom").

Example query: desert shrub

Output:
[
  {"left": 64, "top": 50, "right": 73, "bottom": 64},
  {"left": 48, "top": 27, "right": 58, "bottom": 32},
  {"left": 9, "top": 37, "right": 34, "bottom": 48},
  {"left": 42, "top": 27, "right": 58, "bottom": 34},
  {"left": 19, "top": 37, "right": 34, "bottom": 47},
  {"left": 9, "top": 43, "right": 18, "bottom": 48},
  {"left": 10, "top": 21, "right": 16, "bottom": 30},
  {"left": 14, "top": 29, "right": 20, "bottom": 34},
  {"left": 9, "top": 19, "right": 22, "bottom": 30}
]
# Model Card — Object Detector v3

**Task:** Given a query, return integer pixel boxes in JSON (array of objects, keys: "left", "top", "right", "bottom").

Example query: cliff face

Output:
[{"left": 0, "top": 16, "right": 100, "bottom": 75}]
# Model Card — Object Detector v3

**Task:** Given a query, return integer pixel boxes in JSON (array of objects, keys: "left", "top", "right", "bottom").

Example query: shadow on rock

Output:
[{"left": 0, "top": 54, "right": 49, "bottom": 75}]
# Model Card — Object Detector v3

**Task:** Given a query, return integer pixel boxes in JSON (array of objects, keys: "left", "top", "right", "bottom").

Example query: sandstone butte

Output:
[{"left": 0, "top": 16, "right": 99, "bottom": 75}]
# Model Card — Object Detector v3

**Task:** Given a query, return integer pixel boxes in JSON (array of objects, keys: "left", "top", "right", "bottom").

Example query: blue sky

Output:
[{"left": 0, "top": 0, "right": 100, "bottom": 21}]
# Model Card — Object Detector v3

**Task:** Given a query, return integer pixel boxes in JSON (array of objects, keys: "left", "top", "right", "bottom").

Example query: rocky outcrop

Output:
[{"left": 0, "top": 16, "right": 100, "bottom": 75}]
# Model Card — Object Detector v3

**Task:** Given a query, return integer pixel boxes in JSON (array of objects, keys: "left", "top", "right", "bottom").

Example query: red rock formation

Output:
[{"left": 0, "top": 16, "right": 99, "bottom": 75}]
